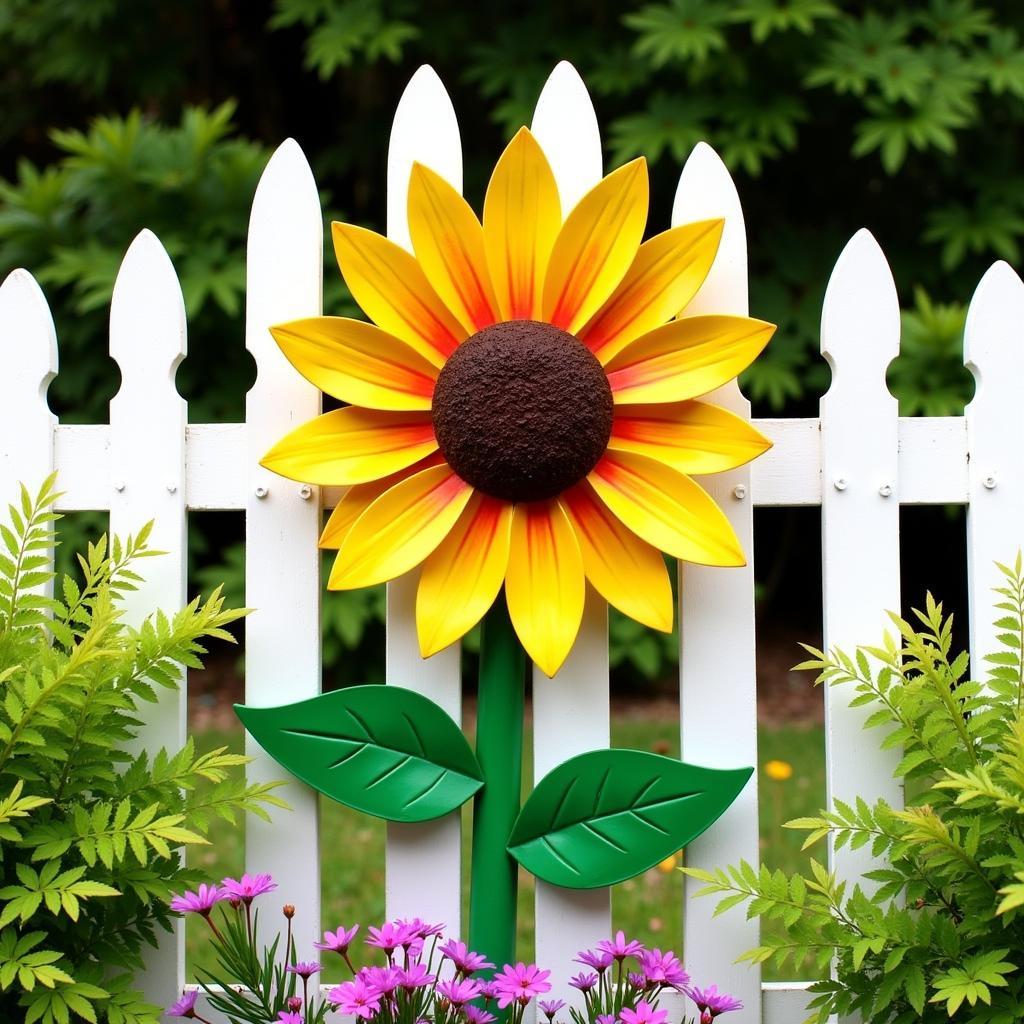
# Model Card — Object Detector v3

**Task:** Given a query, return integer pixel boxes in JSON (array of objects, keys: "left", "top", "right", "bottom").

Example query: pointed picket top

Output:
[
  {"left": 0, "top": 269, "right": 58, "bottom": 498},
  {"left": 387, "top": 65, "right": 462, "bottom": 248},
  {"left": 0, "top": 268, "right": 57, "bottom": 414},
  {"left": 245, "top": 138, "right": 322, "bottom": 407},
  {"left": 531, "top": 61, "right": 602, "bottom": 214},
  {"left": 109, "top": 229, "right": 186, "bottom": 402},
  {"left": 673, "top": 142, "right": 747, "bottom": 318},
  {"left": 964, "top": 260, "right": 1024, "bottom": 672},
  {"left": 821, "top": 228, "right": 899, "bottom": 408},
  {"left": 964, "top": 260, "right": 1024, "bottom": 393}
]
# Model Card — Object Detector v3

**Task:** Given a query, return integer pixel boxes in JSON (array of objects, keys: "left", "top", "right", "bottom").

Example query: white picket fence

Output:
[{"left": 1, "top": 60, "right": 1022, "bottom": 1024}]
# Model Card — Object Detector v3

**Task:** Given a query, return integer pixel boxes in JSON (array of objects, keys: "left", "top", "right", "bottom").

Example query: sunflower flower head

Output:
[{"left": 262, "top": 128, "right": 775, "bottom": 676}]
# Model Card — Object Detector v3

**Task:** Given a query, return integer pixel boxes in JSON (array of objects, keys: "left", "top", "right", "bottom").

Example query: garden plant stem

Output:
[{"left": 468, "top": 595, "right": 526, "bottom": 977}]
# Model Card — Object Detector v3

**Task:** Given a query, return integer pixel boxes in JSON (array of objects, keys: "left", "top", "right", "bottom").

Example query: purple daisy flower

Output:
[
  {"left": 598, "top": 931, "right": 645, "bottom": 962},
  {"left": 361, "top": 965, "right": 403, "bottom": 995},
  {"left": 286, "top": 961, "right": 321, "bottom": 979},
  {"left": 278, "top": 1014, "right": 303, "bottom": 1024},
  {"left": 596, "top": 1015, "right": 616, "bottom": 1024},
  {"left": 169, "top": 884, "right": 223, "bottom": 916},
  {"left": 398, "top": 963, "right": 435, "bottom": 990},
  {"left": 685, "top": 985, "right": 743, "bottom": 1022},
  {"left": 464, "top": 1007, "right": 496, "bottom": 1024},
  {"left": 619, "top": 1002, "right": 668, "bottom": 1024},
  {"left": 575, "top": 948, "right": 615, "bottom": 973},
  {"left": 366, "top": 921, "right": 417, "bottom": 954},
  {"left": 437, "top": 978, "right": 483, "bottom": 1006},
  {"left": 315, "top": 924, "right": 359, "bottom": 954},
  {"left": 569, "top": 971, "right": 598, "bottom": 992},
  {"left": 491, "top": 963, "right": 552, "bottom": 1009},
  {"left": 396, "top": 917, "right": 445, "bottom": 940},
  {"left": 478, "top": 980, "right": 500, "bottom": 1001},
  {"left": 220, "top": 873, "right": 276, "bottom": 904},
  {"left": 639, "top": 949, "right": 689, "bottom": 991},
  {"left": 539, "top": 998, "right": 566, "bottom": 1020},
  {"left": 439, "top": 939, "right": 495, "bottom": 975},
  {"left": 166, "top": 990, "right": 199, "bottom": 1018},
  {"left": 328, "top": 978, "right": 382, "bottom": 1019}
]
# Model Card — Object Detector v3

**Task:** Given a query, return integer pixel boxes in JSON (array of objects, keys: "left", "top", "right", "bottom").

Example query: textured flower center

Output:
[{"left": 432, "top": 320, "right": 613, "bottom": 503}]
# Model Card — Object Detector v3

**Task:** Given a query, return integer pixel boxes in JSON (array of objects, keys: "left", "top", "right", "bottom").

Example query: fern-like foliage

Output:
[
  {"left": 685, "top": 554, "right": 1024, "bottom": 1023},
  {"left": 0, "top": 477, "right": 286, "bottom": 1024}
]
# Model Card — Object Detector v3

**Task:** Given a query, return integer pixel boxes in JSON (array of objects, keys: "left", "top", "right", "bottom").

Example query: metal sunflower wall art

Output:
[{"left": 237, "top": 122, "right": 774, "bottom": 971}]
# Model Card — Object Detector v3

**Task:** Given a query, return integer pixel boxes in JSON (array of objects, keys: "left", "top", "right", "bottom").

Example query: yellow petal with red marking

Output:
[
  {"left": 505, "top": 501, "right": 585, "bottom": 677},
  {"left": 261, "top": 407, "right": 436, "bottom": 486},
  {"left": 542, "top": 159, "right": 649, "bottom": 334},
  {"left": 588, "top": 450, "right": 744, "bottom": 567},
  {"left": 483, "top": 127, "right": 561, "bottom": 320},
  {"left": 560, "top": 483, "right": 673, "bottom": 632},
  {"left": 605, "top": 315, "right": 775, "bottom": 405},
  {"left": 416, "top": 493, "right": 513, "bottom": 657},
  {"left": 579, "top": 219, "right": 724, "bottom": 364},
  {"left": 331, "top": 222, "right": 466, "bottom": 366},
  {"left": 320, "top": 453, "right": 445, "bottom": 550},
  {"left": 408, "top": 162, "right": 500, "bottom": 334},
  {"left": 328, "top": 464, "right": 474, "bottom": 589},
  {"left": 609, "top": 401, "right": 772, "bottom": 475},
  {"left": 270, "top": 317, "right": 438, "bottom": 410}
]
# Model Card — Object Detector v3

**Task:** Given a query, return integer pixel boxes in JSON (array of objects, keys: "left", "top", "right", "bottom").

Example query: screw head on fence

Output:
[
  {"left": 833, "top": 477, "right": 848, "bottom": 491},
  {"left": 255, "top": 485, "right": 269, "bottom": 499}
]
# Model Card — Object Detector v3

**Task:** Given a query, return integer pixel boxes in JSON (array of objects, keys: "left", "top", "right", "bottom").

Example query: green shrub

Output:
[
  {"left": 686, "top": 555, "right": 1024, "bottom": 1022},
  {"left": 0, "top": 476, "right": 285, "bottom": 1024}
]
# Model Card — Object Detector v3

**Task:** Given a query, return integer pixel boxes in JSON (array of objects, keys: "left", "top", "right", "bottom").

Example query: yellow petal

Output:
[
  {"left": 609, "top": 401, "right": 772, "bottom": 475},
  {"left": 482, "top": 127, "right": 562, "bottom": 320},
  {"left": 416, "top": 493, "right": 513, "bottom": 657},
  {"left": 579, "top": 220, "right": 724, "bottom": 364},
  {"left": 261, "top": 407, "right": 436, "bottom": 486},
  {"left": 560, "top": 482, "right": 673, "bottom": 632},
  {"left": 605, "top": 315, "right": 775, "bottom": 405},
  {"left": 328, "top": 463, "right": 474, "bottom": 589},
  {"left": 542, "top": 159, "right": 649, "bottom": 334},
  {"left": 331, "top": 222, "right": 466, "bottom": 367},
  {"left": 320, "top": 453, "right": 445, "bottom": 550},
  {"left": 270, "top": 317, "right": 438, "bottom": 410},
  {"left": 505, "top": 501, "right": 585, "bottom": 677},
  {"left": 588, "top": 450, "right": 744, "bottom": 567},
  {"left": 408, "top": 162, "right": 500, "bottom": 334}
]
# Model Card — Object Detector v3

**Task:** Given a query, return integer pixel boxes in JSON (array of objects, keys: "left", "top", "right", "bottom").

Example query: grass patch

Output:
[{"left": 186, "top": 716, "right": 824, "bottom": 983}]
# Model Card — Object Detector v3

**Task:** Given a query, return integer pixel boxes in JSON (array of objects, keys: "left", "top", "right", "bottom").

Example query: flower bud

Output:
[
  {"left": 229, "top": 897, "right": 242, "bottom": 910},
  {"left": 288, "top": 996, "right": 303, "bottom": 1011},
  {"left": 283, "top": 904, "right": 296, "bottom": 919}
]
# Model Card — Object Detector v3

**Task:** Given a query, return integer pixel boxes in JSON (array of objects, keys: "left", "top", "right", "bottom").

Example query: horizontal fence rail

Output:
[{"left": 2, "top": 59, "right": 1024, "bottom": 1024}]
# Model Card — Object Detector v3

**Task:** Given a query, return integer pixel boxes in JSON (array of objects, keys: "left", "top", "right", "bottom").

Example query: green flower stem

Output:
[{"left": 468, "top": 595, "right": 526, "bottom": 974}]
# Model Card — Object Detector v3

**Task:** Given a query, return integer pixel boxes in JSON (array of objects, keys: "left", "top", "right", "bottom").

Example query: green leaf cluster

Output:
[
  {"left": 0, "top": 476, "right": 286, "bottom": 1023},
  {"left": 686, "top": 555, "right": 1024, "bottom": 1022}
]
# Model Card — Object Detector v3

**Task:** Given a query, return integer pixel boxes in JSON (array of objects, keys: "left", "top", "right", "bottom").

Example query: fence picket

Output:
[
  {"left": 383, "top": 66, "right": 465, "bottom": 933},
  {"left": 819, "top": 229, "right": 902, "bottom": 887},
  {"left": 0, "top": 270, "right": 57, "bottom": 509},
  {"left": 529, "top": 62, "right": 610, "bottom": 998},
  {"left": 964, "top": 262, "right": 1024, "bottom": 672},
  {"left": 673, "top": 142, "right": 760, "bottom": 1018},
  {"left": 108, "top": 230, "right": 188, "bottom": 1004},
  {"left": 245, "top": 139, "right": 323, "bottom": 959}
]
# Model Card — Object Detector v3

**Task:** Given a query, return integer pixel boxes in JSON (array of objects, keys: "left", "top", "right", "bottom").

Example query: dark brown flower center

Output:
[{"left": 432, "top": 320, "right": 613, "bottom": 503}]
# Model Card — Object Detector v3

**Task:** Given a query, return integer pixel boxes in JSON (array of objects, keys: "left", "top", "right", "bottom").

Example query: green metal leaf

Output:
[
  {"left": 508, "top": 749, "right": 751, "bottom": 889},
  {"left": 235, "top": 686, "right": 482, "bottom": 823}
]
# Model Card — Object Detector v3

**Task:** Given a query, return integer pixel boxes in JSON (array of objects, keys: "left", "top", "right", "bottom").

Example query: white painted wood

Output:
[
  {"left": 108, "top": 229, "right": 188, "bottom": 1005},
  {"left": 531, "top": 61, "right": 603, "bottom": 214},
  {"left": 0, "top": 270, "right": 57, "bottom": 509},
  {"left": 673, "top": 142, "right": 760, "bottom": 1018},
  {"left": 530, "top": 64, "right": 609, "bottom": 997},
  {"left": 244, "top": 139, "right": 323, "bottom": 959},
  {"left": 384, "top": 66, "right": 464, "bottom": 934},
  {"left": 820, "top": 229, "right": 903, "bottom": 888},
  {"left": 45, "top": 415, "right": 973, "bottom": 513},
  {"left": 964, "top": 262, "right": 1024, "bottom": 672}
]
